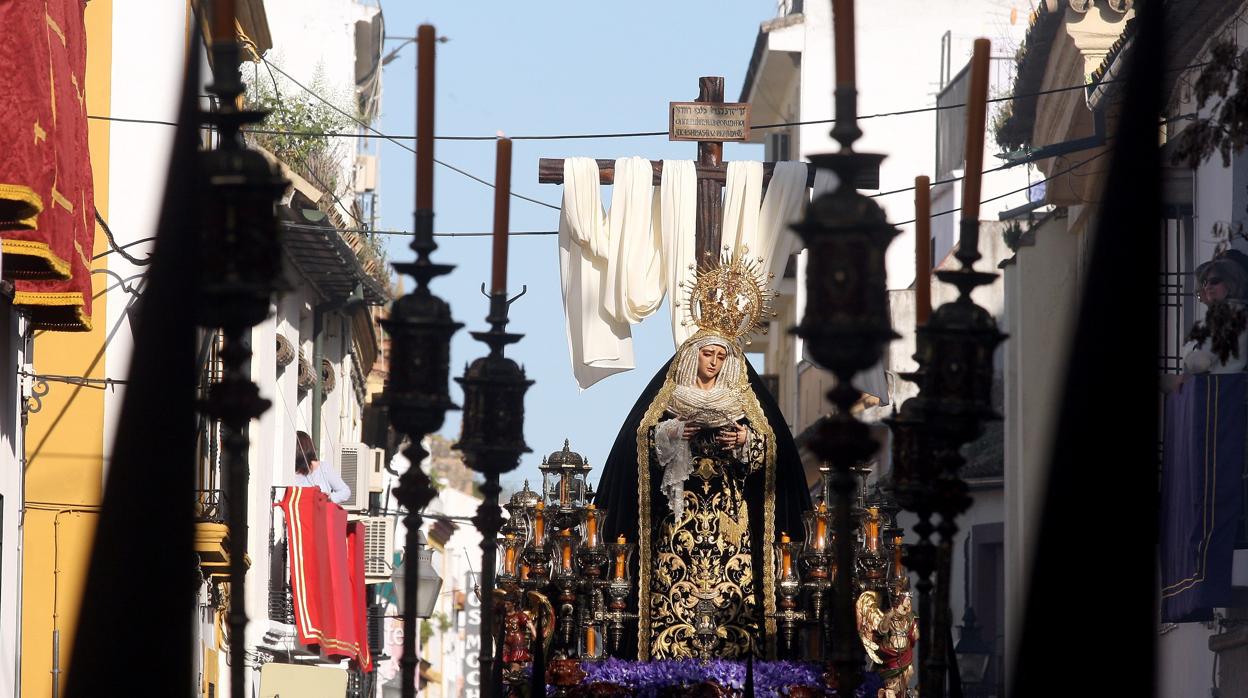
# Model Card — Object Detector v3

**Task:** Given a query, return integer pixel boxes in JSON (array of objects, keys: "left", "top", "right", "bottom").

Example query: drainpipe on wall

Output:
[{"left": 312, "top": 307, "right": 325, "bottom": 448}]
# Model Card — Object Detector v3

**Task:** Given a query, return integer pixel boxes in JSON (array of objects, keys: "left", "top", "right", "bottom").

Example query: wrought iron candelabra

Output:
[
  {"left": 790, "top": 69, "right": 900, "bottom": 694},
  {"left": 196, "top": 12, "right": 288, "bottom": 696},
  {"left": 888, "top": 39, "right": 1005, "bottom": 698},
  {"left": 493, "top": 443, "right": 636, "bottom": 697},
  {"left": 455, "top": 286, "right": 533, "bottom": 698},
  {"left": 769, "top": 465, "right": 908, "bottom": 666},
  {"left": 380, "top": 23, "right": 463, "bottom": 698}
]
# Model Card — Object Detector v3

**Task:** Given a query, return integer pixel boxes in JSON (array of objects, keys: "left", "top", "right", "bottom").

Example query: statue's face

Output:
[{"left": 697, "top": 344, "right": 728, "bottom": 384}]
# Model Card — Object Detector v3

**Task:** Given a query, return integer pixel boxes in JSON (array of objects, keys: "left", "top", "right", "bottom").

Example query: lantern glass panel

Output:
[
  {"left": 542, "top": 470, "right": 561, "bottom": 507},
  {"left": 498, "top": 533, "right": 523, "bottom": 578},
  {"left": 776, "top": 541, "right": 802, "bottom": 585},
  {"left": 554, "top": 530, "right": 579, "bottom": 577},
  {"left": 802, "top": 508, "right": 831, "bottom": 553},
  {"left": 572, "top": 476, "right": 587, "bottom": 507},
  {"left": 579, "top": 622, "right": 607, "bottom": 660},
  {"left": 582, "top": 506, "right": 606, "bottom": 548},
  {"left": 556, "top": 471, "right": 574, "bottom": 508},
  {"left": 607, "top": 539, "right": 635, "bottom": 583}
]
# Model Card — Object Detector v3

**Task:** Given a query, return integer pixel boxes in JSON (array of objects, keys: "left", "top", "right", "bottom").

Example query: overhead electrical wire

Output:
[
  {"left": 101, "top": 151, "right": 1109, "bottom": 244},
  {"left": 84, "top": 56, "right": 1190, "bottom": 244},
  {"left": 258, "top": 58, "right": 562, "bottom": 212},
  {"left": 893, "top": 149, "right": 1109, "bottom": 226},
  {"left": 87, "top": 61, "right": 1207, "bottom": 143}
]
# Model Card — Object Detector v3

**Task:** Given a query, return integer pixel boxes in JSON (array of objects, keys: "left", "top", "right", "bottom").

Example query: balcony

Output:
[
  {"left": 194, "top": 489, "right": 248, "bottom": 580},
  {"left": 1160, "top": 373, "right": 1248, "bottom": 623}
]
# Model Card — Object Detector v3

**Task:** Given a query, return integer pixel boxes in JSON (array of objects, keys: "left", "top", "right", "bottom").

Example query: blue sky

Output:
[{"left": 372, "top": 1, "right": 779, "bottom": 490}]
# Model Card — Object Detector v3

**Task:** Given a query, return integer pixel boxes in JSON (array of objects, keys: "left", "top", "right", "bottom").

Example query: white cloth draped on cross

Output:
[{"left": 558, "top": 157, "right": 847, "bottom": 391}]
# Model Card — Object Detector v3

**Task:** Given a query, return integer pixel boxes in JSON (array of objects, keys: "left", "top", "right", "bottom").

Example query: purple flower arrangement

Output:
[{"left": 566, "top": 658, "right": 878, "bottom": 697}]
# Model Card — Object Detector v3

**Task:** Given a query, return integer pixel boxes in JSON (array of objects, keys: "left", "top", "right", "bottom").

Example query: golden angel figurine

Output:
[
  {"left": 595, "top": 255, "right": 811, "bottom": 660},
  {"left": 857, "top": 589, "right": 918, "bottom": 698}
]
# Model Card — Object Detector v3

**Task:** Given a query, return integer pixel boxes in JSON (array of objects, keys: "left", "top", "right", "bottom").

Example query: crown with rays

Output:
[{"left": 675, "top": 247, "right": 778, "bottom": 345}]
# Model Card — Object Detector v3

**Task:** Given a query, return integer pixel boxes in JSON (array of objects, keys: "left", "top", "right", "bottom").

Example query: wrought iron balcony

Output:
[{"left": 194, "top": 488, "right": 228, "bottom": 523}]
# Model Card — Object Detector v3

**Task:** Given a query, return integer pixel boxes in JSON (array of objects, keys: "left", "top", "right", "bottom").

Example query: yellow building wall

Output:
[{"left": 21, "top": 0, "right": 111, "bottom": 694}]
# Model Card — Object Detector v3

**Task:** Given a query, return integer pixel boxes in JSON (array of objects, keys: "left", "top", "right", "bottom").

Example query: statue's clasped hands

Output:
[
  {"left": 716, "top": 424, "right": 748, "bottom": 449},
  {"left": 679, "top": 422, "right": 748, "bottom": 448}
]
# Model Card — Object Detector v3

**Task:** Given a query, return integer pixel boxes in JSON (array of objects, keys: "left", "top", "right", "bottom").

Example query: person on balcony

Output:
[
  {"left": 1161, "top": 249, "right": 1248, "bottom": 622},
  {"left": 293, "top": 429, "right": 351, "bottom": 504},
  {"left": 1163, "top": 250, "right": 1248, "bottom": 393}
]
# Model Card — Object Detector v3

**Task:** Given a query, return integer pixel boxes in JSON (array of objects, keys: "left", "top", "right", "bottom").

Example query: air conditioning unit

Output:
[
  {"left": 368, "top": 447, "right": 386, "bottom": 493},
  {"left": 355, "top": 515, "right": 395, "bottom": 584},
  {"left": 337, "top": 442, "right": 371, "bottom": 512}
]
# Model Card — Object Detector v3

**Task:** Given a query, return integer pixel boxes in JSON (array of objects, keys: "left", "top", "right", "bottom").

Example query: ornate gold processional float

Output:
[{"left": 380, "top": 4, "right": 1002, "bottom": 697}]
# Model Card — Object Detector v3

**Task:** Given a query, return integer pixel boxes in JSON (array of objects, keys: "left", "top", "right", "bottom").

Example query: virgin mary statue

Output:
[{"left": 594, "top": 256, "right": 811, "bottom": 660}]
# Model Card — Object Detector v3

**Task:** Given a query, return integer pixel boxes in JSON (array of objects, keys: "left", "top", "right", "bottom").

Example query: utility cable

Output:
[
  {"left": 259, "top": 58, "right": 561, "bottom": 212},
  {"left": 84, "top": 61, "right": 1207, "bottom": 144},
  {"left": 280, "top": 220, "right": 556, "bottom": 237},
  {"left": 93, "top": 236, "right": 158, "bottom": 261},
  {"left": 85, "top": 150, "right": 1101, "bottom": 243},
  {"left": 95, "top": 210, "right": 152, "bottom": 266},
  {"left": 893, "top": 149, "right": 1109, "bottom": 226}
]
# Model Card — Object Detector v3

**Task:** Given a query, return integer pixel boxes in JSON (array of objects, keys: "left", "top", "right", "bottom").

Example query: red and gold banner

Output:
[
  {"left": 346, "top": 521, "right": 373, "bottom": 672},
  {"left": 0, "top": 0, "right": 96, "bottom": 330},
  {"left": 278, "top": 487, "right": 370, "bottom": 668}
]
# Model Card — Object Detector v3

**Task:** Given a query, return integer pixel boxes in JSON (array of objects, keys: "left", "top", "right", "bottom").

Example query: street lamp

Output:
[
  {"left": 393, "top": 530, "right": 443, "bottom": 619},
  {"left": 954, "top": 606, "right": 993, "bottom": 686},
  {"left": 381, "top": 33, "right": 449, "bottom": 66}
]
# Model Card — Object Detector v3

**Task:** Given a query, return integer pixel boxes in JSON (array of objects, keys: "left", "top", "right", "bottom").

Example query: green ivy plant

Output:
[
  {"left": 244, "top": 67, "right": 353, "bottom": 194},
  {"left": 1171, "top": 39, "right": 1248, "bottom": 168},
  {"left": 243, "top": 67, "right": 392, "bottom": 289}
]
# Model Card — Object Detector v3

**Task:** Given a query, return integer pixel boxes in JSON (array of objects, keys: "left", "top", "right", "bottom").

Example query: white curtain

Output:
[
  {"left": 558, "top": 158, "right": 637, "bottom": 389},
  {"left": 757, "top": 161, "right": 810, "bottom": 280},
  {"left": 658, "top": 160, "right": 697, "bottom": 349},
  {"left": 603, "top": 157, "right": 664, "bottom": 324},
  {"left": 722, "top": 161, "right": 764, "bottom": 260}
]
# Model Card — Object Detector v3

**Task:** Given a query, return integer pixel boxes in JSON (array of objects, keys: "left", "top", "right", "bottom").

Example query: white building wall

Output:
[
  {"left": 101, "top": 0, "right": 187, "bottom": 481},
  {"left": 0, "top": 308, "right": 27, "bottom": 698},
  {"left": 245, "top": 310, "right": 280, "bottom": 688},
  {"left": 1001, "top": 212, "right": 1080, "bottom": 680},
  {"left": 751, "top": 3, "right": 1032, "bottom": 432}
]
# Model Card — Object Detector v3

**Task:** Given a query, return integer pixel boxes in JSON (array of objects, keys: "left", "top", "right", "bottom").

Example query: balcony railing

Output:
[{"left": 194, "top": 488, "right": 228, "bottom": 523}]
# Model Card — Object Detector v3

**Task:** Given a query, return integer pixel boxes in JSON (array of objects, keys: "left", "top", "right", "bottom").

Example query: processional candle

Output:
[
  {"left": 832, "top": 0, "right": 855, "bottom": 88},
  {"left": 780, "top": 532, "right": 793, "bottom": 577},
  {"left": 865, "top": 507, "right": 880, "bottom": 554},
  {"left": 815, "top": 502, "right": 828, "bottom": 550},
  {"left": 533, "top": 501, "right": 545, "bottom": 543},
  {"left": 503, "top": 532, "right": 517, "bottom": 574},
  {"left": 560, "top": 531, "right": 574, "bottom": 571},
  {"left": 585, "top": 504, "right": 599, "bottom": 547},
  {"left": 491, "top": 136, "right": 512, "bottom": 294},
  {"left": 614, "top": 535, "right": 627, "bottom": 580},
  {"left": 892, "top": 535, "right": 905, "bottom": 580}
]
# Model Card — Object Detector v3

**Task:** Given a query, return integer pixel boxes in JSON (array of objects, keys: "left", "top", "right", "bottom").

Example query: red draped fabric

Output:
[
  {"left": 347, "top": 521, "right": 373, "bottom": 672},
  {"left": 0, "top": 0, "right": 95, "bottom": 330},
  {"left": 278, "top": 486, "right": 370, "bottom": 667}
]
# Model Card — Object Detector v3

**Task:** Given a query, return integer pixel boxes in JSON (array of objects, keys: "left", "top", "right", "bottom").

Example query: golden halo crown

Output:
[{"left": 678, "top": 247, "right": 778, "bottom": 344}]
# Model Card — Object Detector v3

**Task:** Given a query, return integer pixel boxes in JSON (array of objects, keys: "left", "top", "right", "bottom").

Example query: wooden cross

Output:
[{"left": 538, "top": 76, "right": 831, "bottom": 262}]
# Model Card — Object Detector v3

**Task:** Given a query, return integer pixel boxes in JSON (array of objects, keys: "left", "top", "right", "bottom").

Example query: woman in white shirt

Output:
[
  {"left": 1164, "top": 252, "right": 1248, "bottom": 393},
  {"left": 293, "top": 430, "right": 352, "bottom": 504}
]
